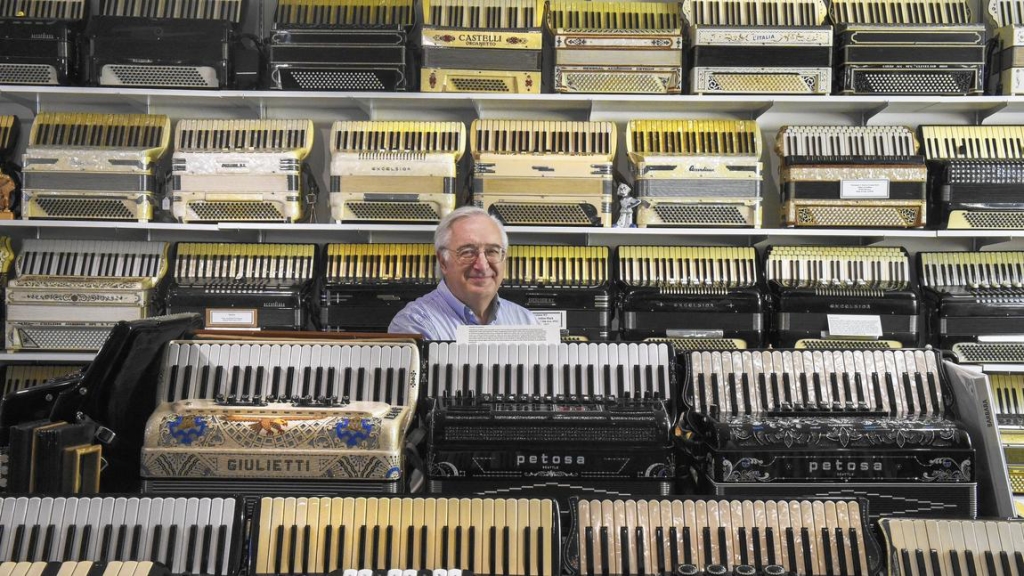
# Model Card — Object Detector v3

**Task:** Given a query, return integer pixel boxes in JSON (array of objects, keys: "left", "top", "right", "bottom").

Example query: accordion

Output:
[
  {"left": 546, "top": 0, "right": 685, "bottom": 94},
  {"left": 919, "top": 251, "right": 1024, "bottom": 348},
  {"left": 683, "top": 348, "right": 978, "bottom": 520},
  {"left": 0, "top": 0, "right": 84, "bottom": 85},
  {"left": 142, "top": 337, "right": 420, "bottom": 495},
  {"left": 988, "top": 0, "right": 1024, "bottom": 95},
  {"left": 0, "top": 115, "right": 18, "bottom": 220},
  {"left": 318, "top": 243, "right": 437, "bottom": 332},
  {"left": 330, "top": 121, "right": 464, "bottom": 223},
  {"left": 777, "top": 125, "right": 928, "bottom": 228},
  {"left": 921, "top": 125, "right": 1024, "bottom": 229},
  {"left": 765, "top": 245, "right": 920, "bottom": 348},
  {"left": 617, "top": 246, "right": 764, "bottom": 347},
  {"left": 628, "top": 119, "right": 762, "bottom": 228},
  {"left": 471, "top": 120, "right": 615, "bottom": 227},
  {"left": 501, "top": 245, "right": 611, "bottom": 340},
  {"left": 82, "top": 0, "right": 256, "bottom": 89},
  {"left": 4, "top": 240, "right": 169, "bottom": 351},
  {"left": 425, "top": 341, "right": 676, "bottom": 503},
  {"left": 566, "top": 497, "right": 881, "bottom": 576},
  {"left": 171, "top": 119, "right": 316, "bottom": 223},
  {"left": 20, "top": 113, "right": 171, "bottom": 222},
  {"left": 268, "top": 0, "right": 415, "bottom": 91},
  {"left": 421, "top": 0, "right": 543, "bottom": 93},
  {"left": 250, "top": 496, "right": 559, "bottom": 576},
  {"left": 831, "top": 0, "right": 986, "bottom": 95},
  {"left": 165, "top": 242, "right": 318, "bottom": 331},
  {"left": 2, "top": 364, "right": 84, "bottom": 396},
  {"left": 682, "top": 0, "right": 832, "bottom": 94},
  {"left": 879, "top": 518, "right": 1024, "bottom": 576},
  {"left": 0, "top": 495, "right": 243, "bottom": 574}
]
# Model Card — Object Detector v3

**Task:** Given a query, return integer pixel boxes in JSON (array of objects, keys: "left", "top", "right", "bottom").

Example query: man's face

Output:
[{"left": 438, "top": 215, "right": 505, "bottom": 306}]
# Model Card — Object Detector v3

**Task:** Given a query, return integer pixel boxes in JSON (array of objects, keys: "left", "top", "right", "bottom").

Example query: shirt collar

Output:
[{"left": 438, "top": 279, "right": 500, "bottom": 325}]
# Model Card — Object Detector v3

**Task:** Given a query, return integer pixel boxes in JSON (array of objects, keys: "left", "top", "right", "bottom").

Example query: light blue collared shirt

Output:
[{"left": 388, "top": 280, "right": 538, "bottom": 340}]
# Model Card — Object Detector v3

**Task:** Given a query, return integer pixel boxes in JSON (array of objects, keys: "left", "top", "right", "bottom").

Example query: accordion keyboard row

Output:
[
  {"left": 2, "top": 0, "right": 1023, "bottom": 95},
  {"left": 2, "top": 115, "right": 1024, "bottom": 231}
]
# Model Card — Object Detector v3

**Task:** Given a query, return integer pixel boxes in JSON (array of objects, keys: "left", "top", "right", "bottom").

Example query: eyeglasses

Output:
[{"left": 446, "top": 245, "right": 507, "bottom": 265}]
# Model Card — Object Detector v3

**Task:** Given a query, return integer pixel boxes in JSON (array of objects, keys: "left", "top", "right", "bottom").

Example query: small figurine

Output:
[
  {"left": 0, "top": 171, "right": 14, "bottom": 220},
  {"left": 615, "top": 182, "right": 640, "bottom": 228}
]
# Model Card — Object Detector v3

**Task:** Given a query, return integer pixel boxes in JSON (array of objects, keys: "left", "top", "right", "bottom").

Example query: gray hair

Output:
[{"left": 434, "top": 206, "right": 509, "bottom": 259}]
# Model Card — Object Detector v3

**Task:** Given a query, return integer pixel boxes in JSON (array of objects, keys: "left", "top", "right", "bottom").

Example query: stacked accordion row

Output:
[
  {"left": 3, "top": 0, "right": 1024, "bottom": 95},
  {"left": 6, "top": 239, "right": 1024, "bottom": 352},
  {"left": 2, "top": 114, "right": 1024, "bottom": 229}
]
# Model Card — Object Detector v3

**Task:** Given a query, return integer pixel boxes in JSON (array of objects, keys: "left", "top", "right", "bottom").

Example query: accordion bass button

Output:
[{"left": 675, "top": 564, "right": 699, "bottom": 576}]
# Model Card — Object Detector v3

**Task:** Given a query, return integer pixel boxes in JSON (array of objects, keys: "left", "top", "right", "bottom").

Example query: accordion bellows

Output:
[
  {"left": 547, "top": 0, "right": 685, "bottom": 94},
  {"left": 830, "top": 0, "right": 985, "bottom": 95},
  {"left": 776, "top": 125, "right": 928, "bottom": 228},
  {"left": 681, "top": 0, "right": 833, "bottom": 94},
  {"left": 627, "top": 119, "right": 763, "bottom": 228},
  {"left": 20, "top": 112, "right": 171, "bottom": 222}
]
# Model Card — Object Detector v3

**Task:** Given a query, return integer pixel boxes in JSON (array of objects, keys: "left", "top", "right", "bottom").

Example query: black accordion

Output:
[
  {"left": 0, "top": 0, "right": 84, "bottom": 85},
  {"left": 267, "top": 0, "right": 415, "bottom": 91}
]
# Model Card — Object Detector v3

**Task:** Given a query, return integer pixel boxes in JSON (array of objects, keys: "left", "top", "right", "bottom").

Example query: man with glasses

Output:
[{"left": 388, "top": 206, "right": 538, "bottom": 340}]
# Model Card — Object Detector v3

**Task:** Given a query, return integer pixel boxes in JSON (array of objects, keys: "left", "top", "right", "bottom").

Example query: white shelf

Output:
[{"left": 0, "top": 352, "right": 95, "bottom": 362}]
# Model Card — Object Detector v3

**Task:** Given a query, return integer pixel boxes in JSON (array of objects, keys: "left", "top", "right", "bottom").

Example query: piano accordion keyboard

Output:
[
  {"left": 990, "top": 0, "right": 1024, "bottom": 26},
  {"left": 617, "top": 246, "right": 758, "bottom": 289},
  {"left": 574, "top": 499, "right": 871, "bottom": 576},
  {"left": 0, "top": 496, "right": 237, "bottom": 575},
  {"left": 426, "top": 342, "right": 672, "bottom": 400},
  {"left": 776, "top": 125, "right": 918, "bottom": 157},
  {"left": 0, "top": 0, "right": 87, "bottom": 20},
  {"left": 628, "top": 120, "right": 760, "bottom": 158},
  {"left": 331, "top": 122, "right": 465, "bottom": 157},
  {"left": 252, "top": 496, "right": 557, "bottom": 576},
  {"left": 879, "top": 518, "right": 1024, "bottom": 576},
  {"left": 97, "top": 0, "right": 244, "bottom": 22},
  {"left": 15, "top": 240, "right": 167, "bottom": 281},
  {"left": 471, "top": 120, "right": 615, "bottom": 158},
  {"left": 919, "top": 251, "right": 1024, "bottom": 291},
  {"left": 159, "top": 341, "right": 417, "bottom": 407},
  {"left": 547, "top": 1, "right": 682, "bottom": 30},
  {"left": 173, "top": 243, "right": 316, "bottom": 286},
  {"left": 920, "top": 126, "right": 1024, "bottom": 160},
  {"left": 688, "top": 349, "right": 945, "bottom": 418},
  {"left": 422, "top": 0, "right": 542, "bottom": 29},
  {"left": 1, "top": 365, "right": 83, "bottom": 394},
  {"left": 828, "top": 0, "right": 973, "bottom": 24},
  {"left": 174, "top": 120, "right": 313, "bottom": 155},
  {"left": 28, "top": 113, "right": 169, "bottom": 154},
  {"left": 325, "top": 244, "right": 437, "bottom": 284},
  {"left": 681, "top": 0, "right": 829, "bottom": 26},
  {"left": 0, "top": 562, "right": 170, "bottom": 576},
  {"left": 273, "top": 0, "right": 415, "bottom": 26}
]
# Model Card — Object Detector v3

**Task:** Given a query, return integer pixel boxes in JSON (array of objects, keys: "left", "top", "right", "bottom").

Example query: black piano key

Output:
[
  {"left": 186, "top": 525, "right": 198, "bottom": 574},
  {"left": 383, "top": 367, "right": 394, "bottom": 405},
  {"left": 681, "top": 526, "right": 691, "bottom": 565},
  {"left": 165, "top": 525, "right": 177, "bottom": 569},
  {"left": 967, "top": 551, "right": 979, "bottom": 576},
  {"left": 830, "top": 373, "right": 841, "bottom": 407},
  {"left": 985, "top": 551, "right": 998, "bottom": 576},
  {"left": 951, "top": 550, "right": 964, "bottom": 576},
  {"left": 741, "top": 373, "right": 752, "bottom": 413},
  {"left": 505, "top": 364, "right": 514, "bottom": 396},
  {"left": 698, "top": 374, "right": 708, "bottom": 413},
  {"left": 488, "top": 526, "right": 497, "bottom": 575},
  {"left": 840, "top": 372, "right": 852, "bottom": 406},
  {"left": 255, "top": 366, "right": 266, "bottom": 401},
  {"left": 432, "top": 362, "right": 442, "bottom": 397},
  {"left": 339, "top": 525, "right": 347, "bottom": 570},
  {"left": 635, "top": 526, "right": 646, "bottom": 575},
  {"left": 461, "top": 364, "right": 471, "bottom": 398},
  {"left": 359, "top": 525, "right": 368, "bottom": 567},
  {"left": 548, "top": 365, "right": 556, "bottom": 397},
  {"left": 782, "top": 372, "right": 793, "bottom": 406},
  {"left": 600, "top": 526, "right": 610, "bottom": 576},
  {"left": 728, "top": 373, "right": 738, "bottom": 416},
  {"left": 403, "top": 526, "right": 412, "bottom": 569},
  {"left": 440, "top": 526, "right": 448, "bottom": 567},
  {"left": 812, "top": 373, "right": 823, "bottom": 409},
  {"left": 915, "top": 373, "right": 928, "bottom": 413},
  {"left": 634, "top": 365, "right": 644, "bottom": 399},
  {"left": 312, "top": 366, "right": 323, "bottom": 401},
  {"left": 202, "top": 526, "right": 213, "bottom": 574},
  {"left": 115, "top": 524, "right": 128, "bottom": 560},
  {"left": 585, "top": 527, "right": 595, "bottom": 576},
  {"left": 467, "top": 526, "right": 474, "bottom": 573},
  {"left": 577, "top": 364, "right": 585, "bottom": 396},
  {"left": 872, "top": 373, "right": 884, "bottom": 410},
  {"left": 421, "top": 526, "right": 429, "bottom": 570},
  {"left": 670, "top": 526, "right": 680, "bottom": 570},
  {"left": 766, "top": 527, "right": 776, "bottom": 566},
  {"left": 785, "top": 527, "right": 796, "bottom": 574},
  {"left": 270, "top": 366, "right": 281, "bottom": 400},
  {"left": 26, "top": 525, "right": 40, "bottom": 561},
  {"left": 718, "top": 526, "right": 728, "bottom": 566},
  {"left": 902, "top": 373, "right": 915, "bottom": 413},
  {"left": 703, "top": 527, "right": 712, "bottom": 571},
  {"left": 531, "top": 365, "right": 540, "bottom": 397},
  {"left": 644, "top": 365, "right": 654, "bottom": 398},
  {"left": 79, "top": 524, "right": 93, "bottom": 562},
  {"left": 1015, "top": 551, "right": 1024, "bottom": 576},
  {"left": 274, "top": 526, "right": 284, "bottom": 575},
  {"left": 853, "top": 372, "right": 865, "bottom": 406},
  {"left": 229, "top": 365, "right": 241, "bottom": 400},
  {"left": 616, "top": 365, "right": 626, "bottom": 398},
  {"left": 798, "top": 372, "right": 810, "bottom": 408},
  {"left": 453, "top": 526, "right": 461, "bottom": 570},
  {"left": 619, "top": 527, "right": 628, "bottom": 576},
  {"left": 147, "top": 525, "right": 160, "bottom": 563},
  {"left": 821, "top": 528, "right": 834, "bottom": 576},
  {"left": 517, "top": 365, "right": 526, "bottom": 397},
  {"left": 243, "top": 366, "right": 254, "bottom": 400},
  {"left": 834, "top": 528, "right": 848, "bottom": 576},
  {"left": 927, "top": 371, "right": 941, "bottom": 413},
  {"left": 374, "top": 366, "right": 385, "bottom": 400},
  {"left": 711, "top": 373, "right": 721, "bottom": 414},
  {"left": 213, "top": 366, "right": 226, "bottom": 399},
  {"left": 167, "top": 365, "right": 180, "bottom": 402},
  {"left": 525, "top": 527, "right": 533, "bottom": 576},
  {"left": 99, "top": 524, "right": 113, "bottom": 562},
  {"left": 603, "top": 364, "right": 611, "bottom": 397},
  {"left": 372, "top": 525, "right": 381, "bottom": 570},
  {"left": 342, "top": 366, "right": 353, "bottom": 400},
  {"left": 62, "top": 525, "right": 76, "bottom": 561},
  {"left": 216, "top": 524, "right": 227, "bottom": 575},
  {"left": 760, "top": 373, "right": 771, "bottom": 411},
  {"left": 738, "top": 527, "right": 749, "bottom": 566},
  {"left": 563, "top": 364, "right": 572, "bottom": 399},
  {"left": 43, "top": 525, "right": 56, "bottom": 561},
  {"left": 771, "top": 372, "right": 782, "bottom": 410},
  {"left": 356, "top": 367, "right": 366, "bottom": 400},
  {"left": 474, "top": 364, "right": 483, "bottom": 398},
  {"left": 503, "top": 527, "right": 510, "bottom": 576},
  {"left": 657, "top": 363, "right": 666, "bottom": 399},
  {"left": 752, "top": 527, "right": 762, "bottom": 569},
  {"left": 885, "top": 372, "right": 899, "bottom": 415},
  {"left": 801, "top": 528, "right": 813, "bottom": 576},
  {"left": 901, "top": 550, "right": 914, "bottom": 576},
  {"left": 931, "top": 550, "right": 943, "bottom": 576},
  {"left": 654, "top": 527, "right": 666, "bottom": 574}
]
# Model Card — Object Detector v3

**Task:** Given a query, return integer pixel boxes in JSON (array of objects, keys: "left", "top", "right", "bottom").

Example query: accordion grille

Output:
[
  {"left": 491, "top": 203, "right": 595, "bottom": 225},
  {"left": 776, "top": 125, "right": 918, "bottom": 156},
  {"left": 645, "top": 337, "right": 747, "bottom": 350},
  {"left": 472, "top": 120, "right": 615, "bottom": 157},
  {"left": 346, "top": 202, "right": 441, "bottom": 221},
  {"left": 830, "top": 0, "right": 974, "bottom": 24},
  {"left": 331, "top": 121, "right": 465, "bottom": 157},
  {"left": 988, "top": 0, "right": 1024, "bottom": 26},
  {"left": 654, "top": 204, "right": 749, "bottom": 225},
  {"left": 174, "top": 119, "right": 314, "bottom": 155},
  {"left": 682, "top": 0, "right": 828, "bottom": 26},
  {"left": 422, "top": 0, "right": 542, "bottom": 28},
  {"left": 28, "top": 112, "right": 170, "bottom": 150},
  {"left": 560, "top": 72, "right": 675, "bottom": 94},
  {"left": 628, "top": 119, "right": 760, "bottom": 157},
  {"left": 953, "top": 342, "right": 1024, "bottom": 363},
  {"left": 0, "top": 64, "right": 58, "bottom": 85},
  {"left": 186, "top": 201, "right": 287, "bottom": 221},
  {"left": 793, "top": 206, "right": 923, "bottom": 228},
  {"left": 796, "top": 339, "right": 901, "bottom": 349},
  {"left": 919, "top": 251, "right": 1024, "bottom": 289},
  {"left": 98, "top": 0, "right": 243, "bottom": 21},
  {"left": 921, "top": 125, "right": 1024, "bottom": 160},
  {"left": 548, "top": 0, "right": 682, "bottom": 30},
  {"left": 960, "top": 212, "right": 1024, "bottom": 229},
  {"left": 0, "top": 0, "right": 86, "bottom": 19},
  {"left": 30, "top": 197, "right": 139, "bottom": 220},
  {"left": 274, "top": 0, "right": 415, "bottom": 26}
]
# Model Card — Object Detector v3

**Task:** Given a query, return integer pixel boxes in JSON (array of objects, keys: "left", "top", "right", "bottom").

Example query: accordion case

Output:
[
  {"left": 683, "top": 0, "right": 832, "bottom": 94},
  {"left": 165, "top": 242, "right": 318, "bottom": 331},
  {"left": 318, "top": 243, "right": 437, "bottom": 332},
  {"left": 500, "top": 245, "right": 612, "bottom": 341},
  {"left": 921, "top": 125, "right": 1024, "bottom": 229},
  {"left": 20, "top": 112, "right": 171, "bottom": 222},
  {"left": 142, "top": 337, "right": 420, "bottom": 495},
  {"left": 5, "top": 240, "right": 169, "bottom": 352},
  {"left": 919, "top": 251, "right": 1024, "bottom": 348},
  {"left": 777, "top": 125, "right": 928, "bottom": 228},
  {"left": 420, "top": 0, "right": 544, "bottom": 93},
  {"left": 268, "top": 0, "right": 415, "bottom": 91},
  {"left": 765, "top": 245, "right": 920, "bottom": 348},
  {"left": 547, "top": 0, "right": 685, "bottom": 94},
  {"left": 617, "top": 246, "right": 765, "bottom": 347},
  {"left": 628, "top": 119, "right": 763, "bottom": 228},
  {"left": 330, "top": 121, "right": 464, "bottom": 223},
  {"left": 472, "top": 120, "right": 615, "bottom": 227},
  {"left": 683, "top": 348, "right": 978, "bottom": 520}
]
